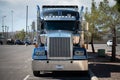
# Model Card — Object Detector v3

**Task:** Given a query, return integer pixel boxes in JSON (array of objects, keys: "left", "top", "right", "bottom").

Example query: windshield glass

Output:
[{"left": 44, "top": 21, "right": 78, "bottom": 31}]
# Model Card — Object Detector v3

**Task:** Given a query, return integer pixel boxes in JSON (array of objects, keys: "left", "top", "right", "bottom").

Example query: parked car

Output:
[
  {"left": 7, "top": 39, "right": 14, "bottom": 45},
  {"left": 24, "top": 40, "right": 31, "bottom": 45},
  {"left": 0, "top": 40, "right": 3, "bottom": 45},
  {"left": 33, "top": 39, "right": 37, "bottom": 45},
  {"left": 107, "top": 40, "right": 112, "bottom": 46},
  {"left": 15, "top": 40, "right": 24, "bottom": 45}
]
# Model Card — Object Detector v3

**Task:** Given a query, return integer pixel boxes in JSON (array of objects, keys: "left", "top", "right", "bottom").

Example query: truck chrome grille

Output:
[{"left": 48, "top": 37, "right": 71, "bottom": 58}]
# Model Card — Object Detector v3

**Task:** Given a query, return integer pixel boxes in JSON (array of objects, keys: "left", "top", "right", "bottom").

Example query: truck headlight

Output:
[
  {"left": 35, "top": 51, "right": 45, "bottom": 56},
  {"left": 74, "top": 51, "right": 84, "bottom": 56}
]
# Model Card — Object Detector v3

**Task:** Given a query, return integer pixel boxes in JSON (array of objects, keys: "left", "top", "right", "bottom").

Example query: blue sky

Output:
[{"left": 0, "top": 0, "right": 116, "bottom": 32}]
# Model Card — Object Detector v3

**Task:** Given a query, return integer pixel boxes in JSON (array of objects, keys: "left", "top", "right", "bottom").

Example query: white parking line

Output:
[
  {"left": 89, "top": 69, "right": 98, "bottom": 80},
  {"left": 23, "top": 75, "right": 30, "bottom": 80}
]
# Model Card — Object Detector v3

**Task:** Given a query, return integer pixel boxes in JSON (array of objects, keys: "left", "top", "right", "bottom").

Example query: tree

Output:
[
  {"left": 115, "top": 0, "right": 120, "bottom": 12},
  {"left": 15, "top": 29, "right": 25, "bottom": 40},
  {"left": 84, "top": 0, "right": 102, "bottom": 53},
  {"left": 98, "top": 0, "right": 120, "bottom": 61}
]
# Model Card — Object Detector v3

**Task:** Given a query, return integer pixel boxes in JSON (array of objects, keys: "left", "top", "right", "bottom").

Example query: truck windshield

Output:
[
  {"left": 43, "top": 10, "right": 79, "bottom": 20},
  {"left": 44, "top": 21, "right": 78, "bottom": 31}
]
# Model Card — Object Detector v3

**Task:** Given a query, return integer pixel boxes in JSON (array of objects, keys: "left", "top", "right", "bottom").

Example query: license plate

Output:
[{"left": 56, "top": 65, "right": 64, "bottom": 70}]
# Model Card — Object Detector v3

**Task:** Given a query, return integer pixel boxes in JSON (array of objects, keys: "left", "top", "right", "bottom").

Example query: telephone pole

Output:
[{"left": 11, "top": 10, "right": 14, "bottom": 39}]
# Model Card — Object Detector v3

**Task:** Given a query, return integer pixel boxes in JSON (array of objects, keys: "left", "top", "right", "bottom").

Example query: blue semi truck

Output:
[{"left": 32, "top": 5, "right": 88, "bottom": 76}]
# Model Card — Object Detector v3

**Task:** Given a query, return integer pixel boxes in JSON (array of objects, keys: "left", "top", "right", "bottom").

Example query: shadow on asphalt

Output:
[
  {"left": 89, "top": 63, "right": 120, "bottom": 78},
  {"left": 88, "top": 52, "right": 120, "bottom": 78},
  {"left": 37, "top": 71, "right": 90, "bottom": 80},
  {"left": 88, "top": 52, "right": 120, "bottom": 63}
]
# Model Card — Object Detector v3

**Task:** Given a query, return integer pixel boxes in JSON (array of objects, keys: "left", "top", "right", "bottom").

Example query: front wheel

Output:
[{"left": 33, "top": 71, "right": 40, "bottom": 77}]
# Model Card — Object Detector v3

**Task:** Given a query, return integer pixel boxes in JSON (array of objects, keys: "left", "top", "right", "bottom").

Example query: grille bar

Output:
[{"left": 48, "top": 37, "right": 71, "bottom": 58}]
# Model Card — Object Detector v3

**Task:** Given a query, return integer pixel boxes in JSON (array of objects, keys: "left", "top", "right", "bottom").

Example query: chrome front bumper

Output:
[{"left": 32, "top": 60, "right": 88, "bottom": 71}]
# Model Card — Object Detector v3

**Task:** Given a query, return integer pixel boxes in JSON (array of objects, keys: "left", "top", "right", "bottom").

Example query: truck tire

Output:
[{"left": 33, "top": 71, "right": 40, "bottom": 77}]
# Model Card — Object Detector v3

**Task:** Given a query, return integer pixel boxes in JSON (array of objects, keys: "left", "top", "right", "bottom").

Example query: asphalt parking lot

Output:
[
  {"left": 0, "top": 44, "right": 120, "bottom": 80},
  {"left": 0, "top": 45, "right": 91, "bottom": 80}
]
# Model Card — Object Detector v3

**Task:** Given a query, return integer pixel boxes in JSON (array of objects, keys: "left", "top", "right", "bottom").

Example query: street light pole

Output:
[
  {"left": 11, "top": 10, "right": 14, "bottom": 39},
  {"left": 2, "top": 16, "right": 6, "bottom": 38},
  {"left": 26, "top": 5, "right": 28, "bottom": 37},
  {"left": 7, "top": 26, "right": 9, "bottom": 39},
  {"left": 5, "top": 26, "right": 7, "bottom": 38}
]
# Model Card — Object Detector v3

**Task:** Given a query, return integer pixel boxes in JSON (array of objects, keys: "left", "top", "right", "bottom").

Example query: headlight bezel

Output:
[
  {"left": 74, "top": 50, "right": 84, "bottom": 56},
  {"left": 73, "top": 34, "right": 80, "bottom": 45}
]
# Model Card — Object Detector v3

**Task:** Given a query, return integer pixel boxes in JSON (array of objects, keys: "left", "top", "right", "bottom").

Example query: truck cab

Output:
[{"left": 32, "top": 5, "right": 88, "bottom": 76}]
